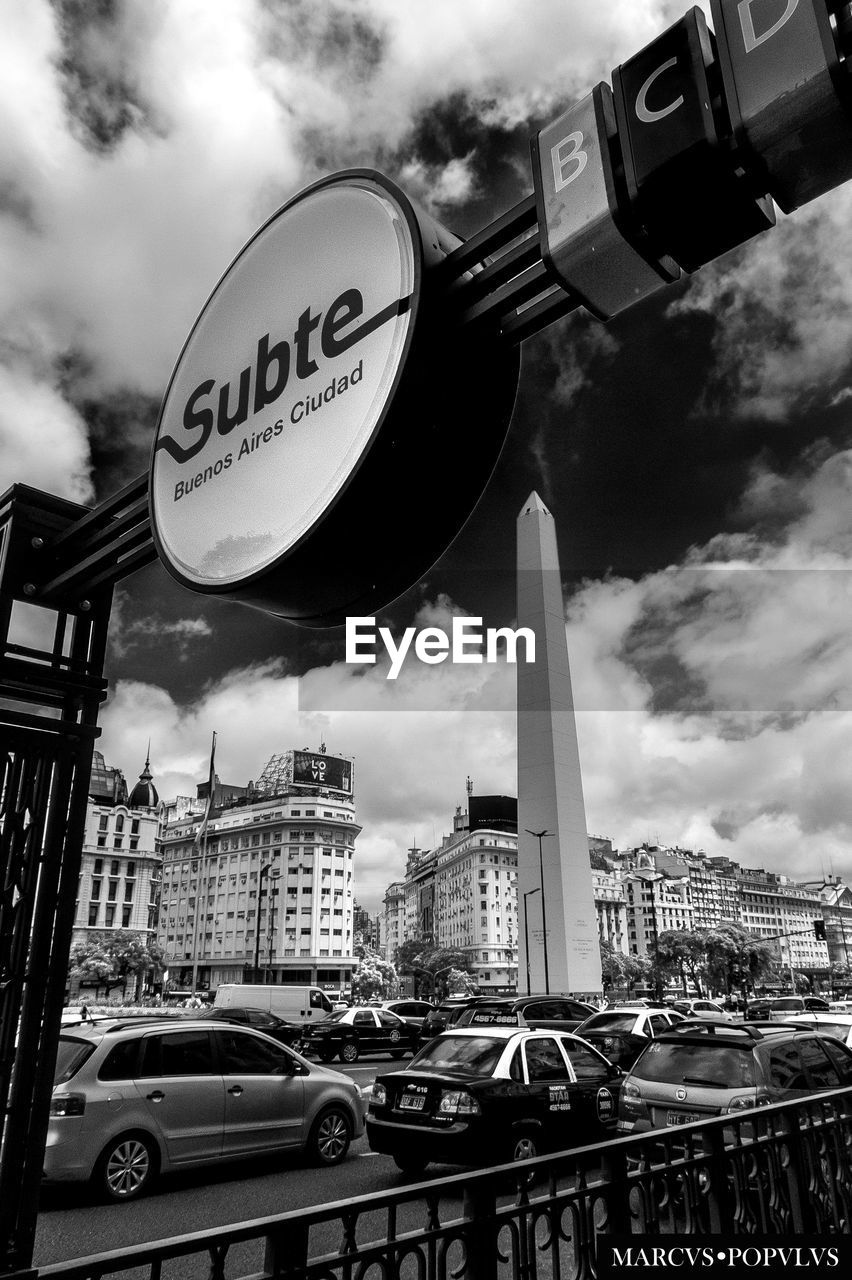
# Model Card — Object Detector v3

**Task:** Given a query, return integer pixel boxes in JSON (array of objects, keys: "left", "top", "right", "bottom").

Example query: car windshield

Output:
[
  {"left": 324, "top": 1011, "right": 349, "bottom": 1023},
  {"left": 631, "top": 1040, "right": 756, "bottom": 1087},
  {"left": 581, "top": 1013, "right": 636, "bottom": 1033},
  {"left": 409, "top": 1034, "right": 506, "bottom": 1076},
  {"left": 54, "top": 1036, "right": 94, "bottom": 1085}
]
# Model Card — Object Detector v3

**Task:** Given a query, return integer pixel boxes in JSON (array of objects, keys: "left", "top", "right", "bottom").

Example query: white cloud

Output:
[{"left": 99, "top": 444, "right": 852, "bottom": 909}]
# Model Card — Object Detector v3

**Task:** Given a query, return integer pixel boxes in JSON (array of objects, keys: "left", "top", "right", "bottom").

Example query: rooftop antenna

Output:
[{"left": 466, "top": 775, "right": 473, "bottom": 798}]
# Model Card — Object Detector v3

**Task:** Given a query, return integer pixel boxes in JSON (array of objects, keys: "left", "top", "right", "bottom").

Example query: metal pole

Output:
[
  {"left": 525, "top": 830, "right": 551, "bottom": 995},
  {"left": 254, "top": 862, "right": 270, "bottom": 982},
  {"left": 523, "top": 888, "right": 540, "bottom": 995},
  {"left": 267, "top": 873, "right": 280, "bottom": 983}
]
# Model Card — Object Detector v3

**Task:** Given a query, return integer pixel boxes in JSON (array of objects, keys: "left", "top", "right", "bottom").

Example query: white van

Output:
[{"left": 213, "top": 983, "right": 333, "bottom": 1023}]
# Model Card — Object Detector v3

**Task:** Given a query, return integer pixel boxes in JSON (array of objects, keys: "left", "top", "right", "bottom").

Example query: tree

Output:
[
  {"left": 70, "top": 931, "right": 165, "bottom": 1000},
  {"left": 703, "top": 923, "right": 775, "bottom": 1002},
  {"left": 351, "top": 946, "right": 398, "bottom": 1001},
  {"left": 651, "top": 929, "right": 709, "bottom": 996},
  {"left": 395, "top": 942, "right": 475, "bottom": 998}
]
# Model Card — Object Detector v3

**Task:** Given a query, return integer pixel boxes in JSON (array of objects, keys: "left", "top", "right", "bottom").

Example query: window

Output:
[
  {"left": 94, "top": 859, "right": 103, "bottom": 875},
  {"left": 561, "top": 1040, "right": 609, "bottom": 1083},
  {"left": 126, "top": 861, "right": 136, "bottom": 878},
  {"left": 524, "top": 1038, "right": 569, "bottom": 1082},
  {"left": 799, "top": 1038, "right": 841, "bottom": 1089},
  {"left": 122, "top": 906, "right": 132, "bottom": 927},
  {"left": 140, "top": 1031, "right": 214, "bottom": 1077},
  {"left": 98, "top": 1040, "right": 140, "bottom": 1081},
  {"left": 108, "top": 881, "right": 117, "bottom": 901},
  {"left": 91, "top": 879, "right": 102, "bottom": 900},
  {"left": 218, "top": 1030, "right": 293, "bottom": 1075},
  {"left": 110, "top": 859, "right": 120, "bottom": 876},
  {"left": 105, "top": 905, "right": 115, "bottom": 926},
  {"left": 88, "top": 905, "right": 99, "bottom": 926},
  {"left": 767, "top": 1044, "right": 809, "bottom": 1094},
  {"left": 98, "top": 816, "right": 108, "bottom": 832}
]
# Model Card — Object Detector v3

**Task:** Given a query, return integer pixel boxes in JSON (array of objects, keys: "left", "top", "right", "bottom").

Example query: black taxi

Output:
[{"left": 365, "top": 1023, "right": 622, "bottom": 1175}]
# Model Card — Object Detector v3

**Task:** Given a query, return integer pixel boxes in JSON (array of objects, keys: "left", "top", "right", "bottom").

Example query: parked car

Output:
[
  {"left": 377, "top": 999, "right": 435, "bottom": 1030},
  {"left": 617, "top": 1020, "right": 852, "bottom": 1135},
  {"left": 300, "top": 1006, "right": 418, "bottom": 1063},
  {"left": 576, "top": 1005, "right": 686, "bottom": 1044},
  {"left": 195, "top": 1005, "right": 304, "bottom": 1047},
  {"left": 572, "top": 1028, "right": 650, "bottom": 1071},
  {"left": 767, "top": 996, "right": 831, "bottom": 1019},
  {"left": 418, "top": 997, "right": 492, "bottom": 1046},
  {"left": 454, "top": 995, "right": 597, "bottom": 1034},
  {"left": 45, "top": 1016, "right": 365, "bottom": 1201},
  {"left": 671, "top": 999, "right": 732, "bottom": 1022},
  {"left": 366, "top": 1025, "right": 622, "bottom": 1175},
  {"left": 782, "top": 1012, "right": 852, "bottom": 1049}
]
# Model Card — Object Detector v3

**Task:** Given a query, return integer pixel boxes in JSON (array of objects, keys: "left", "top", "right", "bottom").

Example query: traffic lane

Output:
[
  {"left": 34, "top": 1136, "right": 469, "bottom": 1275},
  {"left": 34, "top": 1062, "right": 391, "bottom": 1268}
]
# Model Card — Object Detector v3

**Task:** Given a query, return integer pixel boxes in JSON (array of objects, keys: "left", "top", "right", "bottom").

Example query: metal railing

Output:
[{"left": 34, "top": 1087, "right": 852, "bottom": 1280}]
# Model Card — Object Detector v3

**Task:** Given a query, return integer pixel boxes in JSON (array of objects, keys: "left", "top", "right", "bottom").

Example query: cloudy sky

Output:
[{"left": 3, "top": 0, "right": 852, "bottom": 911}]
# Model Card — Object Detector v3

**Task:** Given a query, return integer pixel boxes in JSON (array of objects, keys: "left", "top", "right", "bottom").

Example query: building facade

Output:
[
  {"left": 69, "top": 751, "right": 161, "bottom": 998},
  {"left": 157, "top": 750, "right": 359, "bottom": 993}
]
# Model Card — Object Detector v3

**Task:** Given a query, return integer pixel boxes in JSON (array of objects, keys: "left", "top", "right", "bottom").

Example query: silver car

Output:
[{"left": 46, "top": 1016, "right": 365, "bottom": 1201}]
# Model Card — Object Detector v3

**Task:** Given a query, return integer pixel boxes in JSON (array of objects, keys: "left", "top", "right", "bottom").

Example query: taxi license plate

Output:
[
  {"left": 400, "top": 1094, "right": 426, "bottom": 1111},
  {"left": 666, "top": 1110, "right": 699, "bottom": 1126}
]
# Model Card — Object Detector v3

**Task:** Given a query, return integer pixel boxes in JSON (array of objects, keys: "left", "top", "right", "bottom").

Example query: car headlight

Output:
[
  {"left": 371, "top": 1082, "right": 387, "bottom": 1107},
  {"left": 438, "top": 1090, "right": 480, "bottom": 1116}
]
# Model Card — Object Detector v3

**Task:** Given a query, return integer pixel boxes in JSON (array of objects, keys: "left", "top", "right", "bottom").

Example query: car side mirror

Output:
[{"left": 608, "top": 1064, "right": 624, "bottom": 1079}]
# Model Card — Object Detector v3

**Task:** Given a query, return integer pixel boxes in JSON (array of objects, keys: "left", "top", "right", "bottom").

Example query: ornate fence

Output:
[{"left": 34, "top": 1086, "right": 852, "bottom": 1280}]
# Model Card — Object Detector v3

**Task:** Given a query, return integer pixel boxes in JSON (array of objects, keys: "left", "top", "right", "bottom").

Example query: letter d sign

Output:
[{"left": 711, "top": 0, "right": 852, "bottom": 212}]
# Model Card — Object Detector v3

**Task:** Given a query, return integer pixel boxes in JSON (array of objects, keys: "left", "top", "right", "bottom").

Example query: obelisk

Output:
[{"left": 516, "top": 492, "right": 601, "bottom": 997}]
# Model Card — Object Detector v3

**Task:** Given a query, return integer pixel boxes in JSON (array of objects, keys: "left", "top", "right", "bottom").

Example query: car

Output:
[
  {"left": 571, "top": 1028, "right": 650, "bottom": 1071},
  {"left": 454, "top": 995, "right": 597, "bottom": 1034},
  {"left": 377, "top": 999, "right": 436, "bottom": 1029},
  {"left": 418, "top": 997, "right": 492, "bottom": 1046},
  {"left": 781, "top": 1012, "right": 852, "bottom": 1049},
  {"left": 195, "top": 1005, "right": 304, "bottom": 1047},
  {"left": 671, "top": 999, "right": 732, "bottom": 1022},
  {"left": 45, "top": 1016, "right": 365, "bottom": 1201},
  {"left": 300, "top": 1006, "right": 418, "bottom": 1063},
  {"left": 366, "top": 1025, "right": 623, "bottom": 1175},
  {"left": 617, "top": 1020, "right": 852, "bottom": 1135},
  {"left": 575, "top": 1005, "right": 686, "bottom": 1044},
  {"left": 767, "top": 995, "right": 831, "bottom": 1019}
]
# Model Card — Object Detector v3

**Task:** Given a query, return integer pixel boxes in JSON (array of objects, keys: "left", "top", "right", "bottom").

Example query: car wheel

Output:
[
  {"left": 95, "top": 1132, "right": 158, "bottom": 1202},
  {"left": 510, "top": 1132, "right": 538, "bottom": 1163},
  {"left": 308, "top": 1106, "right": 352, "bottom": 1165},
  {"left": 394, "top": 1153, "right": 428, "bottom": 1175},
  {"left": 340, "top": 1041, "right": 359, "bottom": 1063}
]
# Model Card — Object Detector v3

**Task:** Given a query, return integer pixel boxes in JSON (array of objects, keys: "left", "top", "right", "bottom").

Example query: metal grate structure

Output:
[
  {"left": 33, "top": 1087, "right": 852, "bottom": 1280},
  {"left": 0, "top": 487, "right": 114, "bottom": 1275}
]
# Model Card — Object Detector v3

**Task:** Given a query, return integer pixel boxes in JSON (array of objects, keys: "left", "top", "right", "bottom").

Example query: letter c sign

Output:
[{"left": 635, "top": 57, "right": 684, "bottom": 124}]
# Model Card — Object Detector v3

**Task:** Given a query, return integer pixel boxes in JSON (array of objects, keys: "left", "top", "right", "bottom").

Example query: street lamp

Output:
[
  {"left": 254, "top": 862, "right": 280, "bottom": 983},
  {"left": 522, "top": 888, "right": 541, "bottom": 995},
  {"left": 525, "top": 829, "right": 552, "bottom": 994}
]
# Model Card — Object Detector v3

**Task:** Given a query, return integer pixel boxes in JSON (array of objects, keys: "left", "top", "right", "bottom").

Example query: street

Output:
[{"left": 33, "top": 1061, "right": 461, "bottom": 1271}]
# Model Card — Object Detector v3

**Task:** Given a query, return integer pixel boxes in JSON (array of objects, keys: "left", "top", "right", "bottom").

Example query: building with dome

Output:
[{"left": 66, "top": 749, "right": 162, "bottom": 998}]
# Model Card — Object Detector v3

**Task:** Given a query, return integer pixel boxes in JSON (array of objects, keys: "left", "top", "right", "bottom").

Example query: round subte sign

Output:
[{"left": 150, "top": 170, "right": 520, "bottom": 625}]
